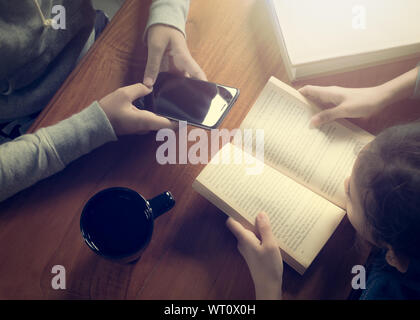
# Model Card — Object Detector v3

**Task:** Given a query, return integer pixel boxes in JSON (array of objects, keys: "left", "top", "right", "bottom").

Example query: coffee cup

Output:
[{"left": 80, "top": 187, "right": 175, "bottom": 263}]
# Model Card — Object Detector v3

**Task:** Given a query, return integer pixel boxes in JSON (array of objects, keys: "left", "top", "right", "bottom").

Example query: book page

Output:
[
  {"left": 193, "top": 143, "right": 345, "bottom": 273},
  {"left": 238, "top": 77, "right": 374, "bottom": 208}
]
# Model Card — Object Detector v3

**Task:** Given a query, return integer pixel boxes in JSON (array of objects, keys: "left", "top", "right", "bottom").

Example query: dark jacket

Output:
[
  {"left": 0, "top": 0, "right": 95, "bottom": 121},
  {"left": 360, "top": 249, "right": 420, "bottom": 300}
]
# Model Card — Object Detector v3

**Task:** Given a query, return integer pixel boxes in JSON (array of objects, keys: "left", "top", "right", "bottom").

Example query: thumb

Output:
[
  {"left": 131, "top": 109, "right": 177, "bottom": 132},
  {"left": 121, "top": 83, "right": 152, "bottom": 101},
  {"left": 310, "top": 105, "right": 346, "bottom": 128},
  {"left": 226, "top": 217, "right": 260, "bottom": 247},
  {"left": 299, "top": 85, "right": 342, "bottom": 106},
  {"left": 144, "top": 44, "right": 166, "bottom": 88},
  {"left": 255, "top": 212, "right": 277, "bottom": 246}
]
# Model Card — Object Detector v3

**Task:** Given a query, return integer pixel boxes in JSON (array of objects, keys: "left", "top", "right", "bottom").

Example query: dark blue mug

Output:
[{"left": 80, "top": 187, "right": 175, "bottom": 263}]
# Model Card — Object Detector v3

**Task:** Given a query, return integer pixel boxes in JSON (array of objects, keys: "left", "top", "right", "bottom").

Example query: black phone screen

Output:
[{"left": 139, "top": 72, "right": 239, "bottom": 128}]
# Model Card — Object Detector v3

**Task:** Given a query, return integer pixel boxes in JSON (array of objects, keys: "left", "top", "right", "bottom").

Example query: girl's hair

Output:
[{"left": 356, "top": 122, "right": 420, "bottom": 260}]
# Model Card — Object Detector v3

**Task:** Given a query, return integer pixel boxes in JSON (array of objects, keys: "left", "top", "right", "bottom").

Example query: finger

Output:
[
  {"left": 159, "top": 55, "right": 171, "bottom": 74},
  {"left": 255, "top": 212, "right": 277, "bottom": 247},
  {"left": 137, "top": 130, "right": 151, "bottom": 135},
  {"left": 170, "top": 120, "right": 180, "bottom": 129},
  {"left": 299, "top": 85, "right": 341, "bottom": 106},
  {"left": 181, "top": 55, "right": 207, "bottom": 81},
  {"left": 144, "top": 43, "right": 166, "bottom": 87},
  {"left": 226, "top": 217, "right": 260, "bottom": 247},
  {"left": 309, "top": 105, "right": 346, "bottom": 128},
  {"left": 121, "top": 83, "right": 152, "bottom": 101},
  {"left": 132, "top": 109, "right": 177, "bottom": 131}
]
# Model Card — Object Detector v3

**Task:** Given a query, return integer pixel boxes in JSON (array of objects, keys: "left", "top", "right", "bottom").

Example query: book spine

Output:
[{"left": 264, "top": 0, "right": 296, "bottom": 81}]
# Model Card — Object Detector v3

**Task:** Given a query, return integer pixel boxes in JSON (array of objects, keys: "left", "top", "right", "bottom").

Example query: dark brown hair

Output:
[{"left": 356, "top": 122, "right": 420, "bottom": 259}]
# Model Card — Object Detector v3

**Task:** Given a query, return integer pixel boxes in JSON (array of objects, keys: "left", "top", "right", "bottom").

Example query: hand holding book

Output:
[
  {"left": 299, "top": 66, "right": 420, "bottom": 128},
  {"left": 226, "top": 212, "right": 284, "bottom": 300},
  {"left": 299, "top": 85, "right": 385, "bottom": 128}
]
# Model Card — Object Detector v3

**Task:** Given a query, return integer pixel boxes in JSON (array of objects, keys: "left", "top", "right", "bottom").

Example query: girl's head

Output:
[{"left": 345, "top": 122, "right": 420, "bottom": 271}]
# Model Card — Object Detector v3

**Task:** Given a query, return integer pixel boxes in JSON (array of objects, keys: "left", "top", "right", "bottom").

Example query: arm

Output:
[
  {"left": 226, "top": 212, "right": 284, "bottom": 300},
  {"left": 142, "top": 0, "right": 206, "bottom": 87},
  {"left": 414, "top": 63, "right": 420, "bottom": 99},
  {"left": 299, "top": 65, "right": 420, "bottom": 127},
  {"left": 0, "top": 83, "right": 176, "bottom": 202},
  {"left": 0, "top": 103, "right": 117, "bottom": 202},
  {"left": 145, "top": 0, "right": 191, "bottom": 39},
  {"left": 379, "top": 65, "right": 420, "bottom": 104}
]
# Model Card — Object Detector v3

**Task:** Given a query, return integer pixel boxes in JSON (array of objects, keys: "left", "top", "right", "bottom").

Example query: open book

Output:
[
  {"left": 266, "top": 0, "right": 420, "bottom": 81},
  {"left": 192, "top": 77, "right": 374, "bottom": 274}
]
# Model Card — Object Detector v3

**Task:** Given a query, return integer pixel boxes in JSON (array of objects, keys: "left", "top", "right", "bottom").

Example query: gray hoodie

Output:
[{"left": 0, "top": 0, "right": 190, "bottom": 201}]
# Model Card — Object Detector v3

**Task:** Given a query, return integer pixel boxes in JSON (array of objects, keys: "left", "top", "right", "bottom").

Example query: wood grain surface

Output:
[{"left": 0, "top": 0, "right": 419, "bottom": 299}]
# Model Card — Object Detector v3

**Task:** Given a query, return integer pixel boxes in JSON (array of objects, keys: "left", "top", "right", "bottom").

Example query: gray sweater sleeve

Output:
[
  {"left": 0, "top": 102, "right": 117, "bottom": 202},
  {"left": 144, "top": 0, "right": 190, "bottom": 39}
]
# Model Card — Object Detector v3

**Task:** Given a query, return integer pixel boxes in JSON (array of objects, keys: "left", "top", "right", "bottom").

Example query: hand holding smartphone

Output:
[{"left": 134, "top": 72, "right": 240, "bottom": 129}]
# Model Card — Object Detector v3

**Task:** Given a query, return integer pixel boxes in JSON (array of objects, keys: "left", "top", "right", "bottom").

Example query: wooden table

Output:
[{"left": 0, "top": 0, "right": 419, "bottom": 300}]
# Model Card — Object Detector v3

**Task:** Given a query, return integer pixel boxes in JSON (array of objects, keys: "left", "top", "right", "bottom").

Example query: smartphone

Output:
[{"left": 134, "top": 72, "right": 240, "bottom": 129}]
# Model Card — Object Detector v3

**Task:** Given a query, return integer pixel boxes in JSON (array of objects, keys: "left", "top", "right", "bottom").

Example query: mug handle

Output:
[{"left": 147, "top": 191, "right": 175, "bottom": 219}]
